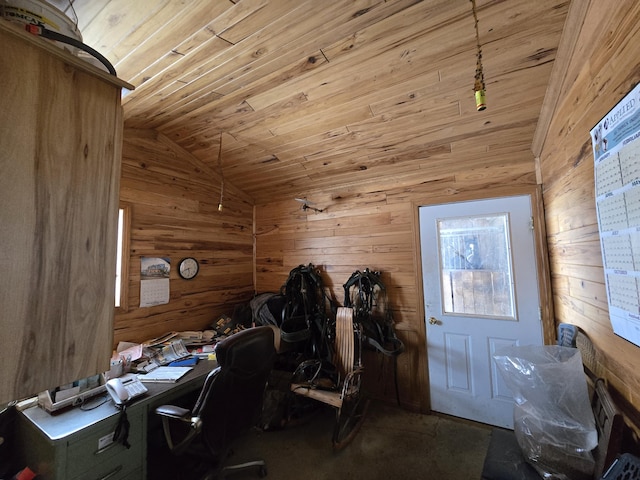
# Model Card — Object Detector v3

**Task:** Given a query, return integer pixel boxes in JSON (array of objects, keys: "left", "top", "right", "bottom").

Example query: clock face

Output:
[{"left": 178, "top": 257, "right": 199, "bottom": 279}]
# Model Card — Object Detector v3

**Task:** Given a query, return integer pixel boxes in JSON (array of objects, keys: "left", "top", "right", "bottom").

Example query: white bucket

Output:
[{"left": 0, "top": 0, "right": 82, "bottom": 54}]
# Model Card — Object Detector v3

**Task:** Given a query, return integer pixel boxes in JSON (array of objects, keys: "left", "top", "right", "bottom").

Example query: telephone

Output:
[{"left": 106, "top": 373, "right": 148, "bottom": 405}]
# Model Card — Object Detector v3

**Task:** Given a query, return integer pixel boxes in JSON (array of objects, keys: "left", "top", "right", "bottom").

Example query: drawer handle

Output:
[
  {"left": 95, "top": 440, "right": 119, "bottom": 456},
  {"left": 98, "top": 464, "right": 123, "bottom": 480}
]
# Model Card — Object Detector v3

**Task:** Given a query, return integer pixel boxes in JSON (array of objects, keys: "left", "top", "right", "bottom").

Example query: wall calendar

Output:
[
  {"left": 140, "top": 257, "right": 171, "bottom": 307},
  {"left": 591, "top": 82, "right": 640, "bottom": 347}
]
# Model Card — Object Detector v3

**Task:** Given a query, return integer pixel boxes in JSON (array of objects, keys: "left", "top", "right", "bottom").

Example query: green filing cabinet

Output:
[
  {"left": 15, "top": 400, "right": 146, "bottom": 480},
  {"left": 14, "top": 360, "right": 218, "bottom": 479}
]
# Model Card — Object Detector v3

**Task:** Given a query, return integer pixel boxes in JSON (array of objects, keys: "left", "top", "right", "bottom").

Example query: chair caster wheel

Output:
[{"left": 259, "top": 466, "right": 268, "bottom": 477}]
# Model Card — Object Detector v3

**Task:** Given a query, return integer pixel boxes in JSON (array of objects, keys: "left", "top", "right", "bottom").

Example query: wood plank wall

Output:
[
  {"left": 114, "top": 125, "right": 543, "bottom": 412},
  {"left": 539, "top": 0, "right": 640, "bottom": 417},
  {"left": 115, "top": 128, "right": 255, "bottom": 345},
  {"left": 108, "top": 0, "right": 640, "bottom": 422},
  {"left": 255, "top": 134, "right": 544, "bottom": 412}
]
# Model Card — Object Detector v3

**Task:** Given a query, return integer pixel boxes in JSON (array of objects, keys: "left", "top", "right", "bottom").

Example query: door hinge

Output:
[{"left": 529, "top": 217, "right": 534, "bottom": 231}]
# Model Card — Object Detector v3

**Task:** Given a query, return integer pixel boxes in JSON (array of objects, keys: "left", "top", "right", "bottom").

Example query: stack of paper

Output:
[{"left": 137, "top": 366, "right": 193, "bottom": 383}]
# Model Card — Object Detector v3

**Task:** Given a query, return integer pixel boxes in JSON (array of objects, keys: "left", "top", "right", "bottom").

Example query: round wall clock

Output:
[{"left": 178, "top": 257, "right": 199, "bottom": 280}]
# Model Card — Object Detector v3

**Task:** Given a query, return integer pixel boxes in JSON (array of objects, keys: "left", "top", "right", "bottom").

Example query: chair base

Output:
[
  {"left": 221, "top": 459, "right": 268, "bottom": 479},
  {"left": 198, "top": 458, "right": 267, "bottom": 480}
]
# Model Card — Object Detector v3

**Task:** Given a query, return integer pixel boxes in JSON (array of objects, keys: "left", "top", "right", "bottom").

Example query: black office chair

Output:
[{"left": 154, "top": 326, "right": 276, "bottom": 479}]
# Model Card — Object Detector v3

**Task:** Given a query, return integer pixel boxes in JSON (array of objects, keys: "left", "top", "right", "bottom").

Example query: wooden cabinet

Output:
[{"left": 0, "top": 21, "right": 133, "bottom": 403}]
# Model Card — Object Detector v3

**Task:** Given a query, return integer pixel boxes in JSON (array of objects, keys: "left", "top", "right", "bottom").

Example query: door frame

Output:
[{"left": 411, "top": 185, "right": 554, "bottom": 413}]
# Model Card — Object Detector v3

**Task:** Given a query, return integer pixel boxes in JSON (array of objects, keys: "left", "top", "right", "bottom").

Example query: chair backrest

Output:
[
  {"left": 591, "top": 378, "right": 624, "bottom": 478},
  {"left": 192, "top": 326, "right": 276, "bottom": 457},
  {"left": 576, "top": 329, "right": 603, "bottom": 381},
  {"left": 334, "top": 307, "right": 356, "bottom": 380},
  {"left": 571, "top": 327, "right": 623, "bottom": 478}
]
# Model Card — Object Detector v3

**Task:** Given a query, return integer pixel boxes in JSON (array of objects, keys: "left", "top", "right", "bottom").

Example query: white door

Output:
[{"left": 419, "top": 195, "right": 543, "bottom": 428}]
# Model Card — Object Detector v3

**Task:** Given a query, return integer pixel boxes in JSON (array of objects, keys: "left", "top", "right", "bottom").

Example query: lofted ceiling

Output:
[{"left": 58, "top": 0, "right": 569, "bottom": 204}]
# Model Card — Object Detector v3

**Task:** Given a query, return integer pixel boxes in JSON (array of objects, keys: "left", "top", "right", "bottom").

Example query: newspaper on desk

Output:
[
  {"left": 123, "top": 331, "right": 215, "bottom": 373},
  {"left": 176, "top": 330, "right": 215, "bottom": 346},
  {"left": 145, "top": 339, "right": 191, "bottom": 367},
  {"left": 123, "top": 338, "right": 192, "bottom": 373}
]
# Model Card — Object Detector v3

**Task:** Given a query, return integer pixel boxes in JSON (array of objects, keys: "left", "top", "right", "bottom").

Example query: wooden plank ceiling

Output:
[{"left": 61, "top": 0, "right": 569, "bottom": 204}]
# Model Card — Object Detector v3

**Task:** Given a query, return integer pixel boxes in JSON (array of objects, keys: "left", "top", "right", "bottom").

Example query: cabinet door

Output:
[{"left": 0, "top": 24, "right": 124, "bottom": 403}]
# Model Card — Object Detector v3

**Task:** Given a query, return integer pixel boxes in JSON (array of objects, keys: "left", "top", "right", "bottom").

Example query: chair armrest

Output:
[
  {"left": 341, "top": 367, "right": 364, "bottom": 399},
  {"left": 155, "top": 404, "right": 192, "bottom": 420},
  {"left": 154, "top": 404, "right": 202, "bottom": 454}
]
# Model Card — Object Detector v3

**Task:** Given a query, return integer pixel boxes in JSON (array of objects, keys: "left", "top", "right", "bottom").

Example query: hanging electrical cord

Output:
[
  {"left": 217, "top": 133, "right": 225, "bottom": 212},
  {"left": 24, "top": 24, "right": 117, "bottom": 76},
  {"left": 470, "top": 0, "right": 486, "bottom": 111},
  {"left": 67, "top": 0, "right": 79, "bottom": 29}
]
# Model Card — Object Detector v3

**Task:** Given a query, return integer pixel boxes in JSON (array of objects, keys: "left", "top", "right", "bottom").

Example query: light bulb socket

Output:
[{"left": 475, "top": 89, "right": 486, "bottom": 111}]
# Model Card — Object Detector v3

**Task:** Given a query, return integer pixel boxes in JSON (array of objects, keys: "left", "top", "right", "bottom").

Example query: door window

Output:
[{"left": 437, "top": 213, "right": 515, "bottom": 318}]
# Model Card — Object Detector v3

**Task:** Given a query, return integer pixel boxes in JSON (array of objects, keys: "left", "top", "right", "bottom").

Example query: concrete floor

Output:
[{"left": 222, "top": 401, "right": 492, "bottom": 480}]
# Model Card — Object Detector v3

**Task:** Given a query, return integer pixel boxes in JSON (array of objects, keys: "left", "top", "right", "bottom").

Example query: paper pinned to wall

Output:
[
  {"left": 591, "top": 82, "right": 640, "bottom": 347},
  {"left": 140, "top": 257, "right": 170, "bottom": 307}
]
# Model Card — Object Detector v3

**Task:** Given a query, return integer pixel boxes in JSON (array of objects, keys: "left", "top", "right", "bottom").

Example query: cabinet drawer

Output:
[
  {"left": 66, "top": 412, "right": 143, "bottom": 479},
  {"left": 119, "top": 467, "right": 143, "bottom": 480},
  {"left": 71, "top": 447, "right": 142, "bottom": 480},
  {"left": 70, "top": 446, "right": 141, "bottom": 480}
]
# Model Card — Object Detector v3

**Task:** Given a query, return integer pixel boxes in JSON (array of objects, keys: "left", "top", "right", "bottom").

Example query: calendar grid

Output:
[{"left": 591, "top": 82, "right": 640, "bottom": 346}]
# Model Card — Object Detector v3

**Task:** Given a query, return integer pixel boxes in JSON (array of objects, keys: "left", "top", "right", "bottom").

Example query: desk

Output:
[{"left": 15, "top": 360, "right": 217, "bottom": 480}]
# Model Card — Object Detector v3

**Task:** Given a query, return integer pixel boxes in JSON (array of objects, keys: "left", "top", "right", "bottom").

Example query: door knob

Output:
[{"left": 428, "top": 317, "right": 439, "bottom": 325}]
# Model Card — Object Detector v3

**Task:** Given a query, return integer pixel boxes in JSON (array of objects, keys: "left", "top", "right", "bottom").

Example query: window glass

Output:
[
  {"left": 115, "top": 208, "right": 124, "bottom": 308},
  {"left": 115, "top": 205, "right": 130, "bottom": 311},
  {"left": 438, "top": 213, "right": 515, "bottom": 318}
]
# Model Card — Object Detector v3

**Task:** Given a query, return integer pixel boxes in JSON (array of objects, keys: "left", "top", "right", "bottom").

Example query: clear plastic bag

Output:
[{"left": 493, "top": 345, "right": 598, "bottom": 480}]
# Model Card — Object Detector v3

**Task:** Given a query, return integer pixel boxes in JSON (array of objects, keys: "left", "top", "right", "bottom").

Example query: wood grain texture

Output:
[
  {"left": 68, "top": 0, "right": 568, "bottom": 204},
  {"left": 538, "top": 0, "right": 640, "bottom": 417},
  {"left": 24, "top": 0, "right": 640, "bottom": 424},
  {"left": 0, "top": 24, "right": 122, "bottom": 402},
  {"left": 254, "top": 154, "right": 549, "bottom": 410},
  {"left": 115, "top": 128, "right": 255, "bottom": 345}
]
